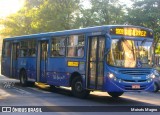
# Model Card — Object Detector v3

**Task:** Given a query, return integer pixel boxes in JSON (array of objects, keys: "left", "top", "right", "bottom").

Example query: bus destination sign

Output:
[{"left": 110, "top": 27, "right": 153, "bottom": 37}]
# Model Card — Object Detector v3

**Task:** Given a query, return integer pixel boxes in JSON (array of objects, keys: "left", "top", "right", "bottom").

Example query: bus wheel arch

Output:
[
  {"left": 19, "top": 68, "right": 28, "bottom": 86},
  {"left": 70, "top": 72, "right": 90, "bottom": 98},
  {"left": 69, "top": 72, "right": 82, "bottom": 87}
]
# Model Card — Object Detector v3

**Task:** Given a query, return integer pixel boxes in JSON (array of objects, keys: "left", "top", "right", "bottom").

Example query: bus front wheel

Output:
[
  {"left": 108, "top": 92, "right": 124, "bottom": 98},
  {"left": 50, "top": 85, "right": 58, "bottom": 92},
  {"left": 71, "top": 77, "right": 90, "bottom": 98},
  {"left": 154, "top": 83, "right": 159, "bottom": 92},
  {"left": 20, "top": 70, "right": 28, "bottom": 87}
]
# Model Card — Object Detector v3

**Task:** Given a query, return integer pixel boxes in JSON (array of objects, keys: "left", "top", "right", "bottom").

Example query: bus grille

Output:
[
  {"left": 118, "top": 69, "right": 151, "bottom": 76},
  {"left": 122, "top": 79, "right": 147, "bottom": 82}
]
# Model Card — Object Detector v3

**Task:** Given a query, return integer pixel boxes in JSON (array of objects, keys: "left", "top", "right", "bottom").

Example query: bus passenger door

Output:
[
  {"left": 37, "top": 40, "right": 48, "bottom": 82},
  {"left": 87, "top": 36, "right": 105, "bottom": 89},
  {"left": 11, "top": 43, "right": 19, "bottom": 78}
]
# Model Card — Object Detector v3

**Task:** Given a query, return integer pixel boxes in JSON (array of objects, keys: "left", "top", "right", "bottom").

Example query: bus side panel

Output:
[
  {"left": 18, "top": 58, "right": 36, "bottom": 81},
  {"left": 46, "top": 58, "right": 69, "bottom": 86},
  {"left": 26, "top": 58, "right": 37, "bottom": 81},
  {"left": 12, "top": 57, "right": 18, "bottom": 78},
  {"left": 1, "top": 57, "right": 11, "bottom": 77},
  {"left": 66, "top": 58, "right": 86, "bottom": 87},
  {"left": 18, "top": 58, "right": 26, "bottom": 73}
]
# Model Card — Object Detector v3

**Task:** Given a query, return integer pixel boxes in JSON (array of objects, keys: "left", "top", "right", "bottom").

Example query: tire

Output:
[
  {"left": 27, "top": 81, "right": 35, "bottom": 87},
  {"left": 71, "top": 77, "right": 90, "bottom": 98},
  {"left": 108, "top": 92, "right": 124, "bottom": 98},
  {"left": 20, "top": 70, "right": 28, "bottom": 87},
  {"left": 154, "top": 83, "right": 159, "bottom": 92},
  {"left": 50, "top": 85, "right": 58, "bottom": 92}
]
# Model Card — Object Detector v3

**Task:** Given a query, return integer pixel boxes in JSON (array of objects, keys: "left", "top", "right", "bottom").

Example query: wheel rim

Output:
[{"left": 75, "top": 81, "right": 82, "bottom": 92}]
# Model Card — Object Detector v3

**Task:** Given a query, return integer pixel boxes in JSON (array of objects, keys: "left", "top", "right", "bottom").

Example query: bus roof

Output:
[{"left": 4, "top": 25, "right": 153, "bottom": 41}]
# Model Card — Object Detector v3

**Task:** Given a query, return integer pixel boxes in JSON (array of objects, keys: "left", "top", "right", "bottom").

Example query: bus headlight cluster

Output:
[
  {"left": 108, "top": 73, "right": 122, "bottom": 83},
  {"left": 147, "top": 74, "right": 155, "bottom": 79},
  {"left": 108, "top": 73, "right": 115, "bottom": 79},
  {"left": 151, "top": 74, "right": 155, "bottom": 79}
]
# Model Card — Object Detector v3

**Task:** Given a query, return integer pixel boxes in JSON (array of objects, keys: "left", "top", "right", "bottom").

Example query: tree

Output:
[
  {"left": 78, "top": 0, "right": 125, "bottom": 27},
  {"left": 0, "top": 0, "right": 43, "bottom": 36},
  {"left": 126, "top": 0, "right": 160, "bottom": 54},
  {"left": 35, "top": 0, "right": 81, "bottom": 32},
  {"left": 0, "top": 0, "right": 81, "bottom": 37},
  {"left": 126, "top": 0, "right": 160, "bottom": 29}
]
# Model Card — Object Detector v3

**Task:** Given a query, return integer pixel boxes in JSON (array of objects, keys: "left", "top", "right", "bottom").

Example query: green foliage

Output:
[
  {"left": 126, "top": 0, "right": 160, "bottom": 29},
  {"left": 0, "top": 0, "right": 43, "bottom": 36},
  {"left": 0, "top": 0, "right": 160, "bottom": 47},
  {"left": 0, "top": 0, "right": 80, "bottom": 36},
  {"left": 78, "top": 0, "right": 125, "bottom": 27},
  {"left": 125, "top": 0, "right": 160, "bottom": 54}
]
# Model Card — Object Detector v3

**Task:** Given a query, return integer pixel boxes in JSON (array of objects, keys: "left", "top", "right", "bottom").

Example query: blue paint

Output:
[{"left": 1, "top": 25, "right": 155, "bottom": 93}]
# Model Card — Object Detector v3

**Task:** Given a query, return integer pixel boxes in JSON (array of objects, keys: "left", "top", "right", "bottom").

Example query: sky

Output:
[{"left": 0, "top": 0, "right": 24, "bottom": 18}]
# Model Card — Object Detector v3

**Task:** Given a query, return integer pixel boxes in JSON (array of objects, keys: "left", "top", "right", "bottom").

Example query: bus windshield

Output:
[{"left": 107, "top": 38, "right": 153, "bottom": 68}]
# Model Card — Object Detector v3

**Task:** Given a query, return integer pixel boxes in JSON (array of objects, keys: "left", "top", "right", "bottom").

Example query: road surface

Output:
[{"left": 0, "top": 75, "right": 160, "bottom": 114}]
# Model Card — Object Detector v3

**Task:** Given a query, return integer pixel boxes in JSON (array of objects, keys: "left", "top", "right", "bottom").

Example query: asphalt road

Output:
[{"left": 0, "top": 75, "right": 160, "bottom": 114}]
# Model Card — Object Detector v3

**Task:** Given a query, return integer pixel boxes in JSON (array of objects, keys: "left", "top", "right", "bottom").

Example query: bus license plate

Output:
[{"left": 132, "top": 85, "right": 140, "bottom": 89}]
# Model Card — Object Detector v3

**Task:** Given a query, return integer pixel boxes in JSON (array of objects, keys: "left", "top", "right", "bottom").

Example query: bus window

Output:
[
  {"left": 19, "top": 41, "right": 28, "bottom": 57},
  {"left": 28, "top": 40, "right": 36, "bottom": 57},
  {"left": 28, "top": 49, "right": 36, "bottom": 57},
  {"left": 51, "top": 37, "right": 66, "bottom": 57},
  {"left": 107, "top": 39, "right": 136, "bottom": 67},
  {"left": 107, "top": 39, "right": 153, "bottom": 68},
  {"left": 68, "top": 47, "right": 75, "bottom": 57},
  {"left": 67, "top": 35, "right": 85, "bottom": 57},
  {"left": 41, "top": 42, "right": 48, "bottom": 60},
  {"left": 18, "top": 40, "right": 36, "bottom": 57},
  {"left": 77, "top": 47, "right": 84, "bottom": 57},
  {"left": 19, "top": 49, "right": 27, "bottom": 57},
  {"left": 15, "top": 44, "right": 19, "bottom": 59},
  {"left": 3, "top": 41, "right": 11, "bottom": 57}
]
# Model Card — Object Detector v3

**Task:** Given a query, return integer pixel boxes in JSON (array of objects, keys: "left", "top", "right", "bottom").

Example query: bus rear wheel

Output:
[
  {"left": 20, "top": 70, "right": 28, "bottom": 87},
  {"left": 108, "top": 92, "right": 124, "bottom": 98},
  {"left": 71, "top": 77, "right": 90, "bottom": 98}
]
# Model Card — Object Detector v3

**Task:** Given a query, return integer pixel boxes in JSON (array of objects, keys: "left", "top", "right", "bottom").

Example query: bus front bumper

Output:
[{"left": 104, "top": 77, "right": 154, "bottom": 92}]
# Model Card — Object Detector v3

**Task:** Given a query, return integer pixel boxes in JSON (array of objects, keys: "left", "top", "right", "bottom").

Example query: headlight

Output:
[
  {"left": 108, "top": 73, "right": 114, "bottom": 79},
  {"left": 147, "top": 74, "right": 156, "bottom": 79},
  {"left": 151, "top": 74, "right": 155, "bottom": 79}
]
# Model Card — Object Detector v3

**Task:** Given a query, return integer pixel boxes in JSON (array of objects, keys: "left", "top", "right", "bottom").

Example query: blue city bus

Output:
[{"left": 1, "top": 25, "right": 156, "bottom": 98}]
